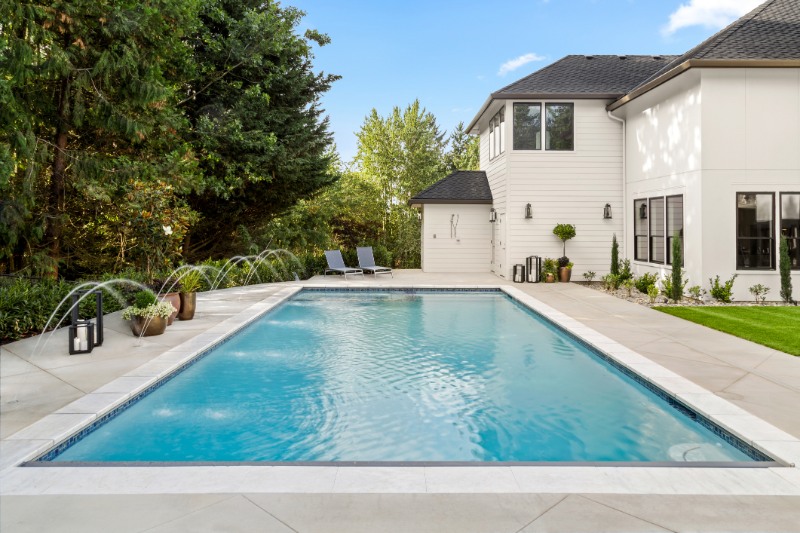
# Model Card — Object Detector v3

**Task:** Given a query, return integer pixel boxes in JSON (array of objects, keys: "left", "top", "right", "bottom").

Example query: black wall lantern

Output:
[
  {"left": 639, "top": 203, "right": 648, "bottom": 219},
  {"left": 70, "top": 289, "right": 104, "bottom": 353},
  {"left": 489, "top": 208, "right": 497, "bottom": 222},
  {"left": 524, "top": 203, "right": 533, "bottom": 219},
  {"left": 603, "top": 203, "right": 612, "bottom": 219}
]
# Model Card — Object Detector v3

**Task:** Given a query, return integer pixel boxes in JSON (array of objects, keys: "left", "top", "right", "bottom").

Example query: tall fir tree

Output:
[
  {"left": 670, "top": 230, "right": 683, "bottom": 302},
  {"left": 779, "top": 235, "right": 793, "bottom": 303}
]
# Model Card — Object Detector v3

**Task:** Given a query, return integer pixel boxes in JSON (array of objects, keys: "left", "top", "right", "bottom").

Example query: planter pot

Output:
[
  {"left": 558, "top": 267, "right": 572, "bottom": 283},
  {"left": 545, "top": 273, "right": 555, "bottom": 283},
  {"left": 178, "top": 292, "right": 196, "bottom": 321},
  {"left": 159, "top": 292, "right": 181, "bottom": 325},
  {"left": 129, "top": 316, "right": 167, "bottom": 337}
]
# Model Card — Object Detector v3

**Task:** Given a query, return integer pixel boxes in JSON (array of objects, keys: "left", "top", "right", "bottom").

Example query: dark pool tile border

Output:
[{"left": 28, "top": 286, "right": 775, "bottom": 465}]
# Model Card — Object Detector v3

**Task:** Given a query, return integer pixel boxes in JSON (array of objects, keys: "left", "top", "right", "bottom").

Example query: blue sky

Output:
[{"left": 291, "top": 0, "right": 763, "bottom": 163}]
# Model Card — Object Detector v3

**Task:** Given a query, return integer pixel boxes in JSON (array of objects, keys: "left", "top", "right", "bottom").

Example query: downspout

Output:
[{"left": 607, "top": 110, "right": 626, "bottom": 260}]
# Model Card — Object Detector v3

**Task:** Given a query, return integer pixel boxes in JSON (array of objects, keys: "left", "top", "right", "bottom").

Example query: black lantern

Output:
[
  {"left": 69, "top": 320, "right": 95, "bottom": 355},
  {"left": 639, "top": 203, "right": 648, "bottom": 219},
  {"left": 70, "top": 289, "right": 104, "bottom": 347},
  {"left": 525, "top": 203, "right": 533, "bottom": 219},
  {"left": 603, "top": 203, "right": 612, "bottom": 219},
  {"left": 489, "top": 208, "right": 497, "bottom": 222}
]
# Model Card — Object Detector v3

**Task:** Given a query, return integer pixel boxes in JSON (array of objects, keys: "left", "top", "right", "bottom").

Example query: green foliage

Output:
[
  {"left": 618, "top": 259, "right": 632, "bottom": 282},
  {"left": 610, "top": 234, "right": 619, "bottom": 276},
  {"left": 622, "top": 278, "right": 635, "bottom": 296},
  {"left": 603, "top": 273, "right": 621, "bottom": 291},
  {"left": 444, "top": 122, "right": 479, "bottom": 172},
  {"left": 749, "top": 284, "right": 769, "bottom": 304},
  {"left": 179, "top": 270, "right": 202, "bottom": 293},
  {"left": 583, "top": 271, "right": 596, "bottom": 282},
  {"left": 661, "top": 275, "right": 687, "bottom": 302},
  {"left": 542, "top": 258, "right": 558, "bottom": 276},
  {"left": 647, "top": 284, "right": 659, "bottom": 303},
  {"left": 634, "top": 273, "right": 658, "bottom": 294},
  {"left": 553, "top": 224, "right": 576, "bottom": 258},
  {"left": 121, "top": 301, "right": 175, "bottom": 320},
  {"left": 654, "top": 306, "right": 800, "bottom": 356},
  {"left": 780, "top": 235, "right": 793, "bottom": 303},
  {"left": 709, "top": 274, "right": 738, "bottom": 303},
  {"left": 670, "top": 231, "right": 683, "bottom": 302},
  {"left": 133, "top": 290, "right": 158, "bottom": 309},
  {"left": 687, "top": 285, "right": 705, "bottom": 299}
]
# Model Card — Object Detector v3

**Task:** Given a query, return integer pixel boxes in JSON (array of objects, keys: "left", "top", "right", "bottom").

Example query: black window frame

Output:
[
  {"left": 633, "top": 198, "right": 648, "bottom": 262},
  {"left": 544, "top": 102, "right": 574, "bottom": 151},
  {"left": 649, "top": 197, "right": 665, "bottom": 265},
  {"left": 512, "top": 101, "right": 574, "bottom": 152},
  {"left": 512, "top": 102, "right": 541, "bottom": 151},
  {"left": 780, "top": 191, "right": 800, "bottom": 271},
  {"left": 736, "top": 192, "right": 775, "bottom": 271},
  {"left": 665, "top": 195, "right": 684, "bottom": 266}
]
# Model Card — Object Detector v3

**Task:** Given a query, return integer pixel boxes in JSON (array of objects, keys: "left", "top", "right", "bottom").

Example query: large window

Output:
[
  {"left": 736, "top": 193, "right": 774, "bottom": 270},
  {"left": 666, "top": 195, "right": 684, "bottom": 265},
  {"left": 634, "top": 199, "right": 648, "bottom": 261},
  {"left": 513, "top": 102, "right": 573, "bottom": 151},
  {"left": 489, "top": 108, "right": 505, "bottom": 160},
  {"left": 781, "top": 192, "right": 800, "bottom": 270},
  {"left": 634, "top": 195, "right": 682, "bottom": 265},
  {"left": 649, "top": 197, "right": 665, "bottom": 264}
]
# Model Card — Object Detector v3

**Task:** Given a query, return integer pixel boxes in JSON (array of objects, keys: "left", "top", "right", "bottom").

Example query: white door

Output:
[{"left": 492, "top": 211, "right": 505, "bottom": 276}]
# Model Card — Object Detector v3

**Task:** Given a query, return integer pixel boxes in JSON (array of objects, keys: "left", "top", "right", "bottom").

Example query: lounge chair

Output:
[
  {"left": 357, "top": 247, "right": 393, "bottom": 277},
  {"left": 324, "top": 250, "right": 364, "bottom": 279}
]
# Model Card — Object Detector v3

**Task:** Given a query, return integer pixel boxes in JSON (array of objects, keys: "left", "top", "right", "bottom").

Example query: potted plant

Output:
[
  {"left": 122, "top": 290, "right": 176, "bottom": 337},
  {"left": 542, "top": 258, "right": 558, "bottom": 283},
  {"left": 153, "top": 278, "right": 181, "bottom": 325},
  {"left": 178, "top": 269, "right": 202, "bottom": 321},
  {"left": 553, "top": 223, "right": 576, "bottom": 283}
]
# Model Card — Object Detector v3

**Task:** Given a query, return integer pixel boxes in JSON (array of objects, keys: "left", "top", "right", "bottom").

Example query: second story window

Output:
[
  {"left": 513, "top": 102, "right": 574, "bottom": 151},
  {"left": 489, "top": 108, "right": 505, "bottom": 160}
]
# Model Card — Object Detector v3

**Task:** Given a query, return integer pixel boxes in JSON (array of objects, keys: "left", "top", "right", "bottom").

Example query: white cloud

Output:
[
  {"left": 497, "top": 53, "right": 545, "bottom": 76},
  {"left": 662, "top": 0, "right": 763, "bottom": 36}
]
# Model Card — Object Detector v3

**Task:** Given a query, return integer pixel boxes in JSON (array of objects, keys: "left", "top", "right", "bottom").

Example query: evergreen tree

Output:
[
  {"left": 780, "top": 235, "right": 793, "bottom": 303},
  {"left": 444, "top": 122, "right": 479, "bottom": 172},
  {"left": 670, "top": 231, "right": 683, "bottom": 302},
  {"left": 610, "top": 234, "right": 620, "bottom": 275}
]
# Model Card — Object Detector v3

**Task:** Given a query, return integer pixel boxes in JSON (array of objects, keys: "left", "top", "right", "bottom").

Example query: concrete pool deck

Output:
[{"left": 1, "top": 271, "right": 799, "bottom": 531}]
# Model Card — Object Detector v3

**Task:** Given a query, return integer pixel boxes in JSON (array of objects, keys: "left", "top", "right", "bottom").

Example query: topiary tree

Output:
[
  {"left": 553, "top": 223, "right": 576, "bottom": 261},
  {"left": 780, "top": 235, "right": 793, "bottom": 303},
  {"left": 670, "top": 230, "right": 683, "bottom": 302},
  {"left": 610, "top": 234, "right": 619, "bottom": 275}
]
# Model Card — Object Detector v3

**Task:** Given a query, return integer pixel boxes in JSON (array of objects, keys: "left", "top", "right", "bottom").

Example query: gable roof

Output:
[
  {"left": 494, "top": 55, "right": 677, "bottom": 99},
  {"left": 408, "top": 171, "right": 492, "bottom": 206},
  {"left": 611, "top": 0, "right": 800, "bottom": 110}
]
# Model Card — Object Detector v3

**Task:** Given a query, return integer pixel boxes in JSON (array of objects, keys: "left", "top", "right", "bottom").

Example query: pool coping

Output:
[{"left": 1, "top": 282, "right": 799, "bottom": 496}]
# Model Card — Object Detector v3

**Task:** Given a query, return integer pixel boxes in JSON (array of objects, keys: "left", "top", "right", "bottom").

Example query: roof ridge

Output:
[{"left": 697, "top": 0, "right": 775, "bottom": 58}]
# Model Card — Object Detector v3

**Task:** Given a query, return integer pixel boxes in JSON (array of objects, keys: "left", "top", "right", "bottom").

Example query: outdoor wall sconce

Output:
[
  {"left": 603, "top": 203, "right": 612, "bottom": 219},
  {"left": 70, "top": 289, "right": 104, "bottom": 351},
  {"left": 524, "top": 203, "right": 533, "bottom": 219},
  {"left": 639, "top": 203, "right": 648, "bottom": 219},
  {"left": 489, "top": 208, "right": 497, "bottom": 222}
]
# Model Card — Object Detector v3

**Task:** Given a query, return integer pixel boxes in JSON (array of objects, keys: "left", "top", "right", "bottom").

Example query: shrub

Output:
[
  {"left": 780, "top": 235, "right": 793, "bottom": 303},
  {"left": 661, "top": 275, "right": 687, "bottom": 302},
  {"left": 553, "top": 223, "right": 576, "bottom": 258},
  {"left": 610, "top": 234, "right": 619, "bottom": 275},
  {"left": 749, "top": 284, "right": 769, "bottom": 304},
  {"left": 618, "top": 259, "right": 632, "bottom": 282},
  {"left": 133, "top": 290, "right": 157, "bottom": 308},
  {"left": 622, "top": 278, "right": 635, "bottom": 296},
  {"left": 687, "top": 285, "right": 705, "bottom": 299},
  {"left": 670, "top": 231, "right": 683, "bottom": 302},
  {"left": 542, "top": 258, "right": 559, "bottom": 277},
  {"left": 121, "top": 301, "right": 176, "bottom": 320},
  {"left": 558, "top": 256, "right": 570, "bottom": 268},
  {"left": 583, "top": 271, "right": 596, "bottom": 282},
  {"left": 647, "top": 284, "right": 659, "bottom": 303},
  {"left": 635, "top": 273, "right": 658, "bottom": 294},
  {"left": 603, "top": 273, "right": 621, "bottom": 291},
  {"left": 709, "top": 274, "right": 738, "bottom": 303}
]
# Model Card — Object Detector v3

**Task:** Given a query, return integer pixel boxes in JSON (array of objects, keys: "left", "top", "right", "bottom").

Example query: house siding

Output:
[
  {"left": 480, "top": 103, "right": 509, "bottom": 276},
  {"left": 420, "top": 204, "right": 492, "bottom": 272}
]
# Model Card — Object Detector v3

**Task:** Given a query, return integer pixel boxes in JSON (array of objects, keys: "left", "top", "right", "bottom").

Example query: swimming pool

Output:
[{"left": 44, "top": 289, "right": 769, "bottom": 463}]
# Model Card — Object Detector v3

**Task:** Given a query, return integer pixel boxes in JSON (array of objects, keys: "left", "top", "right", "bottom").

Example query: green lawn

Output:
[{"left": 654, "top": 306, "right": 800, "bottom": 356}]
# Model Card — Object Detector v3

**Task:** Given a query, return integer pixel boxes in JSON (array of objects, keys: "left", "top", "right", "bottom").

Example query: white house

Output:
[{"left": 410, "top": 0, "right": 799, "bottom": 300}]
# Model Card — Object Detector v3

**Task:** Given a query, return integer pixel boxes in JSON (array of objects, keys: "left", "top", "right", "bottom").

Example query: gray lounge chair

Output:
[
  {"left": 357, "top": 247, "right": 393, "bottom": 277},
  {"left": 324, "top": 250, "right": 364, "bottom": 279}
]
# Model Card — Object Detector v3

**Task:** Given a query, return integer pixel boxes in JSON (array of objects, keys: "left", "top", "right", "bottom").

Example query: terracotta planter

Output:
[
  {"left": 178, "top": 292, "right": 196, "bottom": 321},
  {"left": 545, "top": 273, "right": 555, "bottom": 283},
  {"left": 129, "top": 316, "right": 167, "bottom": 337},
  {"left": 558, "top": 267, "right": 572, "bottom": 283},
  {"left": 159, "top": 292, "right": 181, "bottom": 325}
]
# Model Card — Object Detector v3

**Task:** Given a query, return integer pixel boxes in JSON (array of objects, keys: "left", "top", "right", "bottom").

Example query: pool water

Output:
[{"left": 52, "top": 290, "right": 759, "bottom": 462}]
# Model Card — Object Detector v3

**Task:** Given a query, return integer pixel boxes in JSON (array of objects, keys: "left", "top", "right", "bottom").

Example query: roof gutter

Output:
[{"left": 608, "top": 59, "right": 800, "bottom": 111}]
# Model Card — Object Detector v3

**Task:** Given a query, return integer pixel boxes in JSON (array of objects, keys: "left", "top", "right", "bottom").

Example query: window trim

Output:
[
  {"left": 633, "top": 198, "right": 648, "bottom": 262},
  {"left": 633, "top": 194, "right": 683, "bottom": 267},
  {"left": 488, "top": 107, "right": 506, "bottom": 161},
  {"left": 648, "top": 197, "right": 665, "bottom": 265},
  {"left": 665, "top": 194, "right": 684, "bottom": 266},
  {"left": 735, "top": 191, "right": 775, "bottom": 271},
  {"left": 512, "top": 101, "right": 575, "bottom": 152},
  {"left": 779, "top": 191, "right": 800, "bottom": 271}
]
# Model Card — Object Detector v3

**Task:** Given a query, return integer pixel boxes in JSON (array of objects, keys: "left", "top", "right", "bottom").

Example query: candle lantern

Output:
[
  {"left": 70, "top": 290, "right": 104, "bottom": 347},
  {"left": 69, "top": 320, "right": 95, "bottom": 355}
]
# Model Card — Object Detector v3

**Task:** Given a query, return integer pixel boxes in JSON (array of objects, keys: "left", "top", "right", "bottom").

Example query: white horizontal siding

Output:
[{"left": 421, "top": 204, "right": 492, "bottom": 272}]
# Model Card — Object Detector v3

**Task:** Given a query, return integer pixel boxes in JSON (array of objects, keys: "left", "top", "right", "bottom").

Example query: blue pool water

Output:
[{"left": 51, "top": 290, "right": 761, "bottom": 462}]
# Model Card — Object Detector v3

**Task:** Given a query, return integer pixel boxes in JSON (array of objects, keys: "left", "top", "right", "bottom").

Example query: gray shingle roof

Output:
[
  {"left": 408, "top": 171, "right": 492, "bottom": 205},
  {"left": 636, "top": 0, "right": 800, "bottom": 88},
  {"left": 493, "top": 55, "right": 678, "bottom": 98}
]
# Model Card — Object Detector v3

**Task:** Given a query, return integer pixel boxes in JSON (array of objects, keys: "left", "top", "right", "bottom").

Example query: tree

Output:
[
  {"left": 355, "top": 100, "right": 446, "bottom": 267},
  {"left": 444, "top": 122, "right": 479, "bottom": 172},
  {"left": 780, "top": 235, "right": 793, "bottom": 303},
  {"left": 182, "top": 0, "right": 339, "bottom": 259},
  {"left": 1, "top": 0, "right": 200, "bottom": 277},
  {"left": 670, "top": 230, "right": 683, "bottom": 302},
  {"left": 610, "top": 234, "right": 620, "bottom": 275}
]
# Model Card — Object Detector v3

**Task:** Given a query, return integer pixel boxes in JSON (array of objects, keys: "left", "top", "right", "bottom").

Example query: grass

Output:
[{"left": 654, "top": 305, "right": 800, "bottom": 356}]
